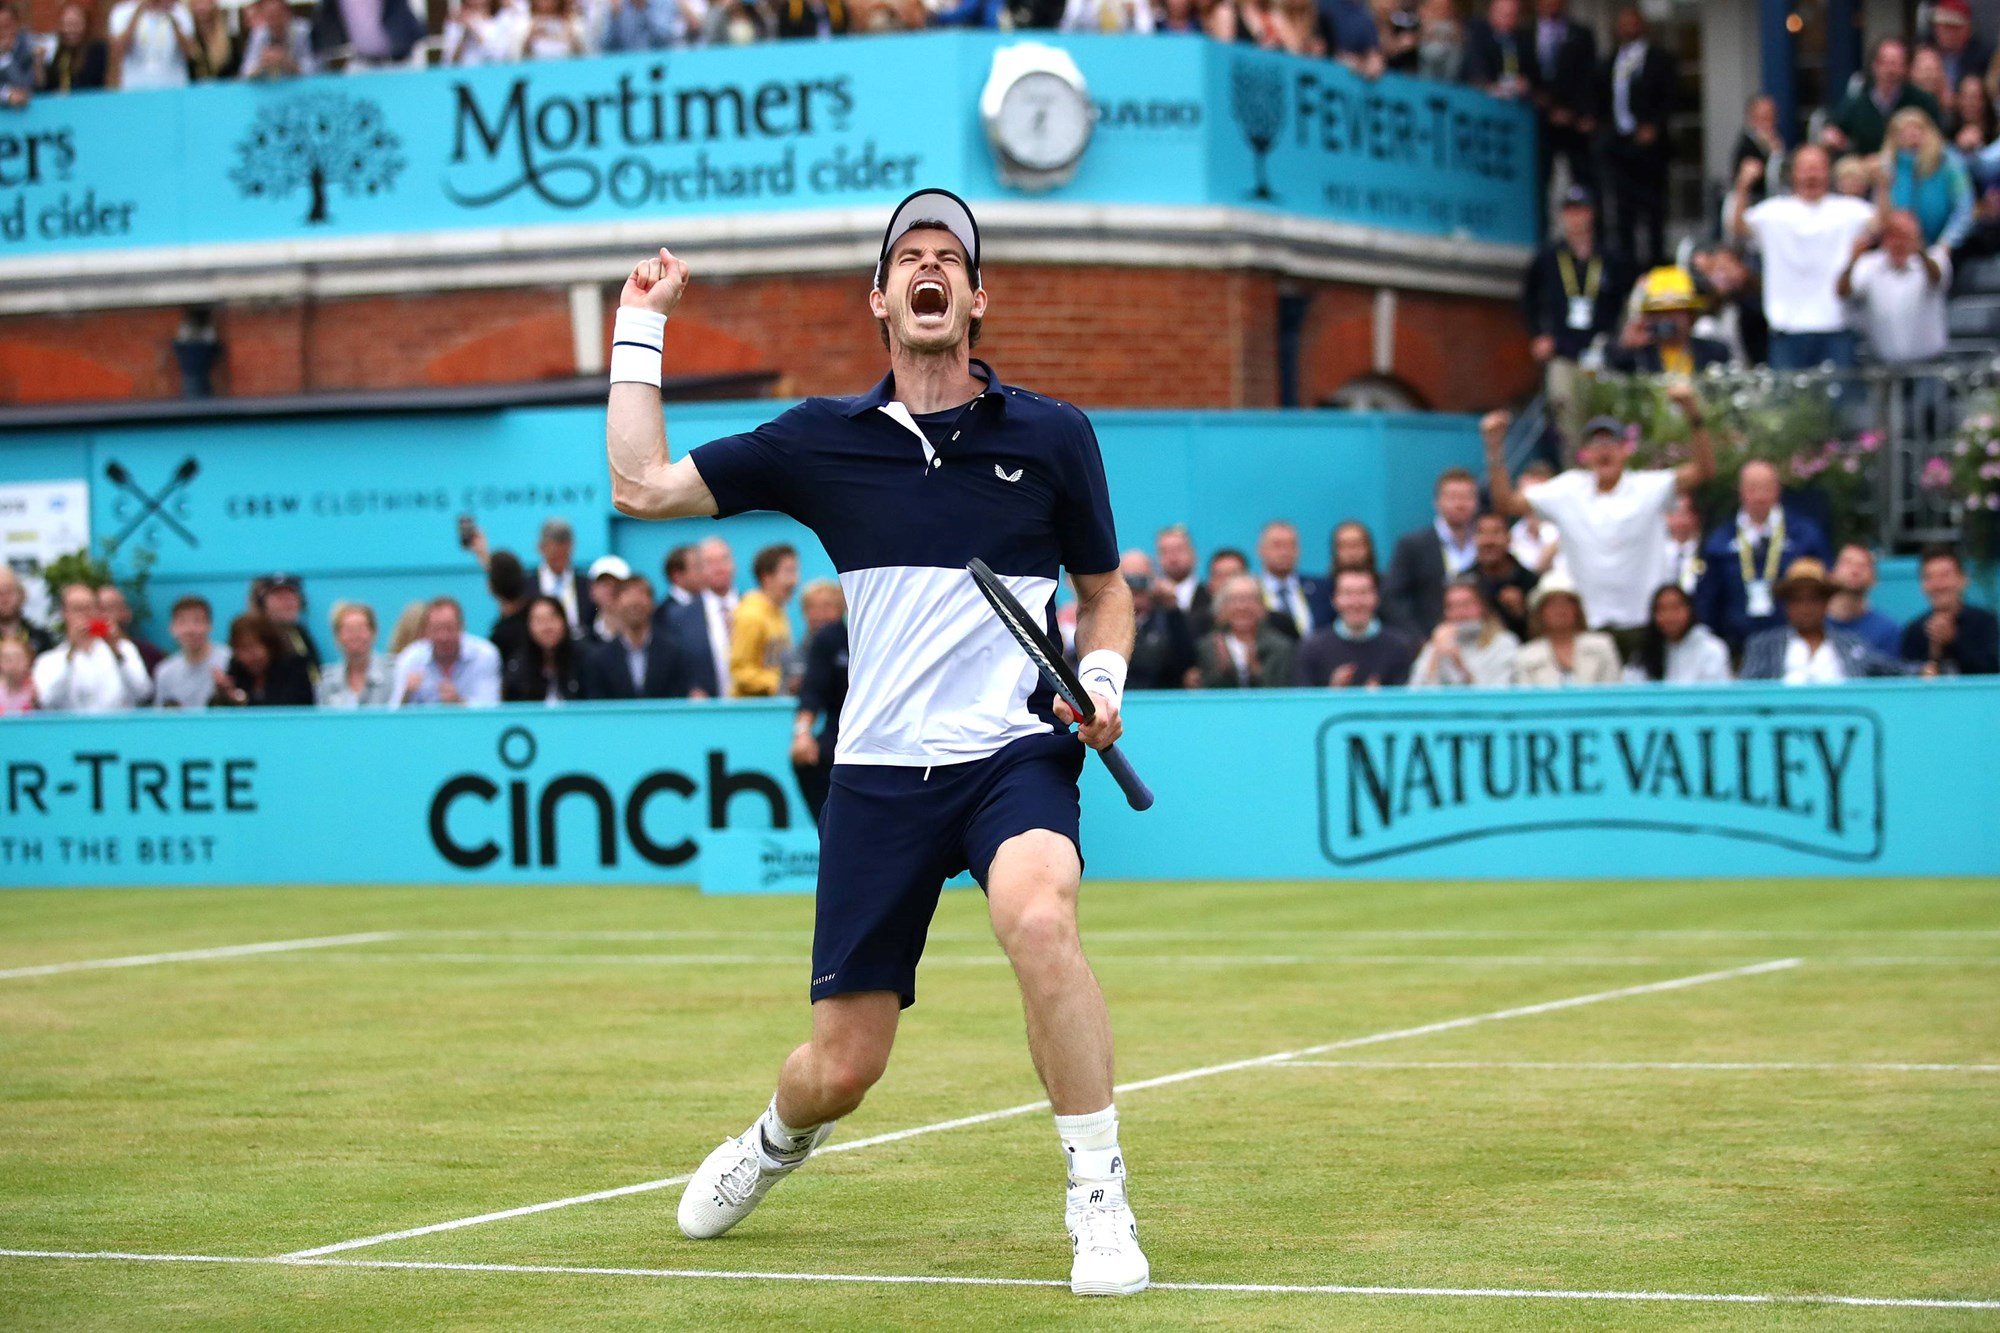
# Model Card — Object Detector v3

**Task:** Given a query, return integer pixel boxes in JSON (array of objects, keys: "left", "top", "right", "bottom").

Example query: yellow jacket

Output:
[{"left": 729, "top": 589, "right": 792, "bottom": 697}]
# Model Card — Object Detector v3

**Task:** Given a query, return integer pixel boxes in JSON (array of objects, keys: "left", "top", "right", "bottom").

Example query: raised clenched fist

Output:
[{"left": 621, "top": 247, "right": 691, "bottom": 318}]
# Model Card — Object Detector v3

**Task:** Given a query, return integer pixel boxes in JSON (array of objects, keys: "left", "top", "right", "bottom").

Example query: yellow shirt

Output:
[{"left": 729, "top": 588, "right": 792, "bottom": 698}]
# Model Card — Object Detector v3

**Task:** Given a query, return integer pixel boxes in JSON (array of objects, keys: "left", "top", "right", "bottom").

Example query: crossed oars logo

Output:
[{"left": 103, "top": 457, "right": 201, "bottom": 553}]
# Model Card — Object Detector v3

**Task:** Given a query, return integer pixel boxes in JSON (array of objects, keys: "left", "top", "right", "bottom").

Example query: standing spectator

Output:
[
  {"left": 1155, "top": 524, "right": 1200, "bottom": 616},
  {"left": 1825, "top": 38, "right": 1941, "bottom": 156},
  {"left": 1839, "top": 209, "right": 1950, "bottom": 365},
  {"left": 0, "top": 636, "right": 34, "bottom": 714},
  {"left": 1470, "top": 511, "right": 1539, "bottom": 640},
  {"left": 257, "top": 574, "right": 322, "bottom": 683},
  {"left": 108, "top": 0, "right": 198, "bottom": 88},
  {"left": 1317, "top": 0, "right": 1381, "bottom": 77},
  {"left": 1664, "top": 492, "right": 1702, "bottom": 594},
  {"left": 1331, "top": 520, "right": 1378, "bottom": 577},
  {"left": 789, "top": 579, "right": 845, "bottom": 694},
  {"left": 1694, "top": 459, "right": 1829, "bottom": 653},
  {"left": 39, "top": 3, "right": 106, "bottom": 92},
  {"left": 1902, "top": 545, "right": 1999, "bottom": 675},
  {"left": 604, "top": 0, "right": 688, "bottom": 47},
  {"left": 1260, "top": 0, "right": 1320, "bottom": 54},
  {"left": 791, "top": 603, "right": 849, "bottom": 823},
  {"left": 1523, "top": 0, "right": 1599, "bottom": 206},
  {"left": 657, "top": 544, "right": 720, "bottom": 698},
  {"left": 1741, "top": 558, "right": 1905, "bottom": 682},
  {"left": 1485, "top": 390, "right": 1715, "bottom": 654},
  {"left": 1122, "top": 551, "right": 1196, "bottom": 691},
  {"left": 1294, "top": 568, "right": 1417, "bottom": 688},
  {"left": 1609, "top": 266, "right": 1732, "bottom": 375},
  {"left": 1458, "top": 0, "right": 1527, "bottom": 100},
  {"left": 520, "top": 0, "right": 585, "bottom": 56},
  {"left": 1413, "top": 0, "right": 1461, "bottom": 81},
  {"left": 1512, "top": 572, "right": 1621, "bottom": 685},
  {"left": 584, "top": 577, "right": 689, "bottom": 699},
  {"left": 1627, "top": 584, "right": 1731, "bottom": 683},
  {"left": 729, "top": 542, "right": 797, "bottom": 698},
  {"left": 186, "top": 0, "right": 235, "bottom": 77},
  {"left": 1058, "top": 0, "right": 1150, "bottom": 32},
  {"left": 1912, "top": 45, "right": 1951, "bottom": 112},
  {"left": 1508, "top": 459, "right": 1562, "bottom": 574},
  {"left": 702, "top": 0, "right": 776, "bottom": 43},
  {"left": 0, "top": 3, "right": 37, "bottom": 105},
  {"left": 1380, "top": 4, "right": 1419, "bottom": 73},
  {"left": 1730, "top": 94, "right": 1786, "bottom": 211},
  {"left": 215, "top": 612, "right": 313, "bottom": 707},
  {"left": 308, "top": 0, "right": 422, "bottom": 68},
  {"left": 1688, "top": 242, "right": 1766, "bottom": 367},
  {"left": 584, "top": 555, "right": 629, "bottom": 644},
  {"left": 444, "top": 0, "right": 518, "bottom": 62},
  {"left": 1256, "top": 520, "right": 1329, "bottom": 640},
  {"left": 1601, "top": 5, "right": 1676, "bottom": 268},
  {"left": 32, "top": 584, "right": 156, "bottom": 711},
  {"left": 1929, "top": 0, "right": 1990, "bottom": 90},
  {"left": 317, "top": 602, "right": 394, "bottom": 707},
  {"left": 238, "top": 0, "right": 316, "bottom": 78},
  {"left": 1832, "top": 153, "right": 1878, "bottom": 200},
  {"left": 1192, "top": 574, "right": 1297, "bottom": 689},
  {"left": 1382, "top": 466, "right": 1480, "bottom": 637},
  {"left": 504, "top": 596, "right": 584, "bottom": 703},
  {"left": 151, "top": 595, "right": 231, "bottom": 709},
  {"left": 1523, "top": 188, "right": 1633, "bottom": 442},
  {"left": 1189, "top": 546, "right": 1249, "bottom": 640},
  {"left": 1826, "top": 544, "right": 1903, "bottom": 658},
  {"left": 0, "top": 567, "right": 53, "bottom": 654},
  {"left": 1951, "top": 73, "right": 1997, "bottom": 153},
  {"left": 484, "top": 549, "right": 533, "bottom": 664},
  {"left": 1731, "top": 145, "right": 1876, "bottom": 372},
  {"left": 697, "top": 534, "right": 739, "bottom": 693},
  {"left": 1880, "top": 108, "right": 1975, "bottom": 249},
  {"left": 1410, "top": 577, "right": 1520, "bottom": 687},
  {"left": 95, "top": 584, "right": 162, "bottom": 675},
  {"left": 391, "top": 598, "right": 502, "bottom": 707}
]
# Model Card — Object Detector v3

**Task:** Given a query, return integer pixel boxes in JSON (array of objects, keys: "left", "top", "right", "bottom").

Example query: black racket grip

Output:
[{"left": 1097, "top": 742, "right": 1154, "bottom": 812}]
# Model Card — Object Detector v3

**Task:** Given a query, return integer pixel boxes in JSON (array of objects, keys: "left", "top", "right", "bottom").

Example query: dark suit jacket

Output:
[
  {"left": 1522, "top": 16, "right": 1597, "bottom": 114},
  {"left": 1193, "top": 628, "right": 1297, "bottom": 689},
  {"left": 580, "top": 632, "right": 691, "bottom": 700},
  {"left": 1458, "top": 18, "right": 1526, "bottom": 90},
  {"left": 1693, "top": 509, "right": 1832, "bottom": 651},
  {"left": 656, "top": 594, "right": 721, "bottom": 697},
  {"left": 1522, "top": 242, "right": 1636, "bottom": 360},
  {"left": 1601, "top": 41, "right": 1677, "bottom": 145},
  {"left": 1382, "top": 526, "right": 1454, "bottom": 638},
  {"left": 310, "top": 0, "right": 424, "bottom": 58},
  {"left": 1899, "top": 604, "right": 2000, "bottom": 675},
  {"left": 1261, "top": 574, "right": 1333, "bottom": 640},
  {"left": 1739, "top": 626, "right": 1906, "bottom": 681}
]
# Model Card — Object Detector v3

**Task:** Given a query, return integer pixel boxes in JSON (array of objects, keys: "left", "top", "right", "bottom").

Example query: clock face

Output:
[{"left": 995, "top": 70, "right": 1092, "bottom": 173}]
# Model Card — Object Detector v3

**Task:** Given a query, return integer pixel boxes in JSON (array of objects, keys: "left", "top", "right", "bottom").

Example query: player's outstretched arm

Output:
[{"left": 606, "top": 248, "right": 719, "bottom": 521}]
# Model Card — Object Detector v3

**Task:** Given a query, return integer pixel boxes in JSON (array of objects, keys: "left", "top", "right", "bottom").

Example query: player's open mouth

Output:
[{"left": 911, "top": 277, "right": 950, "bottom": 321}]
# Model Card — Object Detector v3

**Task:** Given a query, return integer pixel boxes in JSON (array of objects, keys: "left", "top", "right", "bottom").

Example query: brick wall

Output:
[{"left": 0, "top": 266, "right": 1533, "bottom": 410}]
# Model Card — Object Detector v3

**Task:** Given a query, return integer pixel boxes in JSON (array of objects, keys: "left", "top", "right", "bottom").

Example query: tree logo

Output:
[
  {"left": 1228, "top": 60, "right": 1285, "bottom": 202},
  {"left": 231, "top": 91, "right": 405, "bottom": 225}
]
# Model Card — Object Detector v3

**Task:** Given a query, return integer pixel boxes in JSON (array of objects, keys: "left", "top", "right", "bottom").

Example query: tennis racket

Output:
[{"left": 966, "top": 558, "right": 1155, "bottom": 812}]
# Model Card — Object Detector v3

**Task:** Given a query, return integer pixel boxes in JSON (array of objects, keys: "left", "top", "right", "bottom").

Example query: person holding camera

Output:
[
  {"left": 1410, "top": 576, "right": 1521, "bottom": 688},
  {"left": 1118, "top": 550, "right": 1196, "bottom": 690},
  {"left": 1608, "top": 267, "right": 1731, "bottom": 376},
  {"left": 31, "top": 583, "right": 154, "bottom": 712}
]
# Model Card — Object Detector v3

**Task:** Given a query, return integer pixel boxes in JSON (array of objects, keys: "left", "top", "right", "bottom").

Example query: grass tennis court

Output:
[{"left": 3, "top": 878, "right": 1997, "bottom": 1328}]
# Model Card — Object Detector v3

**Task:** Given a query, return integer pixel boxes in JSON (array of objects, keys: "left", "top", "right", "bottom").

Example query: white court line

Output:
[
  {"left": 287, "top": 952, "right": 1722, "bottom": 968},
  {"left": 1, "top": 1249, "right": 1994, "bottom": 1310},
  {"left": 280, "top": 957, "right": 1799, "bottom": 1260},
  {"left": 414, "top": 928, "right": 2000, "bottom": 941},
  {"left": 0, "top": 933, "right": 401, "bottom": 981},
  {"left": 1273, "top": 1060, "right": 2000, "bottom": 1073}
]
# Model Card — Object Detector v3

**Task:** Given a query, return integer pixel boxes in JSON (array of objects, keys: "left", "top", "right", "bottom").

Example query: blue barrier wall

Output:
[
  {"left": 2, "top": 681, "right": 1993, "bottom": 887},
  {"left": 0, "top": 401, "right": 1483, "bottom": 643},
  {"left": 0, "top": 33, "right": 1535, "bottom": 262}
]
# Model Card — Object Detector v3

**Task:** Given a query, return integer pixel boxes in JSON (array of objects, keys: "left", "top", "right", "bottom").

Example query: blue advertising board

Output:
[
  {"left": 2, "top": 682, "right": 1994, "bottom": 888},
  {"left": 0, "top": 33, "right": 1535, "bottom": 263}
]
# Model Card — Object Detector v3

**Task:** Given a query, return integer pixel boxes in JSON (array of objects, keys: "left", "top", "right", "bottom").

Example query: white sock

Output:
[
  {"left": 755, "top": 1095, "right": 823, "bottom": 1168},
  {"left": 1055, "top": 1105, "right": 1124, "bottom": 1183}
]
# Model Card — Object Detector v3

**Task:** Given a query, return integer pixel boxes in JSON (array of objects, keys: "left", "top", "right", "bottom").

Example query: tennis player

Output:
[{"left": 603, "top": 188, "right": 1147, "bottom": 1296}]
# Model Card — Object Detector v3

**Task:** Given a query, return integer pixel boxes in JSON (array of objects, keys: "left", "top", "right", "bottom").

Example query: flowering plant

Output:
[{"left": 1926, "top": 398, "right": 2000, "bottom": 559}]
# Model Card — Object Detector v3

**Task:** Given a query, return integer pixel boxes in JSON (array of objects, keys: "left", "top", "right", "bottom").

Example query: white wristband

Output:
[
  {"left": 1077, "top": 649, "right": 1127, "bottom": 705},
  {"left": 609, "top": 307, "right": 667, "bottom": 388}
]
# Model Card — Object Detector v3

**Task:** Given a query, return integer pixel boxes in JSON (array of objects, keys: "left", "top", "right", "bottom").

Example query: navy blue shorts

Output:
[{"left": 811, "top": 731, "right": 1085, "bottom": 1009}]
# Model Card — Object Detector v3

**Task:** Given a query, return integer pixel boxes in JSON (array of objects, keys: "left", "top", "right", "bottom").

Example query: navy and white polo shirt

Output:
[{"left": 690, "top": 359, "right": 1118, "bottom": 767}]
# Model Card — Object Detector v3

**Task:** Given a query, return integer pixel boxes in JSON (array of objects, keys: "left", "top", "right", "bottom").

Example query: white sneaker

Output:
[
  {"left": 1066, "top": 1179, "right": 1149, "bottom": 1296},
  {"left": 676, "top": 1122, "right": 833, "bottom": 1240}
]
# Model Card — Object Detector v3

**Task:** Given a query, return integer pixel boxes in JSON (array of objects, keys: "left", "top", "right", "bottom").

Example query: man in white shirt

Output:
[
  {"left": 696, "top": 534, "right": 737, "bottom": 696},
  {"left": 31, "top": 584, "right": 153, "bottom": 713},
  {"left": 1730, "top": 144, "right": 1875, "bottom": 370},
  {"left": 1483, "top": 385, "right": 1715, "bottom": 654},
  {"left": 108, "top": 0, "right": 197, "bottom": 89},
  {"left": 1838, "top": 209, "right": 1950, "bottom": 364}
]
